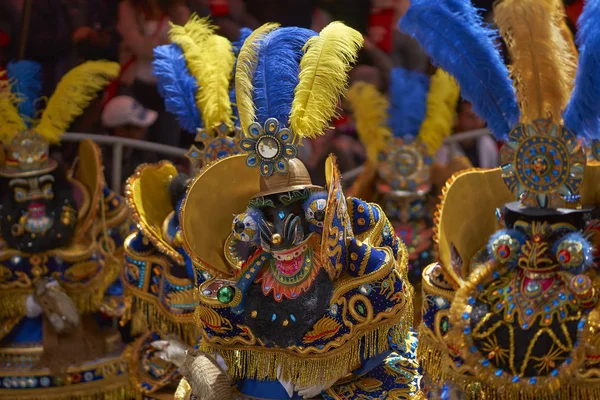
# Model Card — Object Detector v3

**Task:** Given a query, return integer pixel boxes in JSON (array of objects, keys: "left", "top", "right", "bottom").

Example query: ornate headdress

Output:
[
  {"left": 0, "top": 60, "right": 119, "bottom": 177},
  {"left": 348, "top": 67, "right": 459, "bottom": 195},
  {"left": 153, "top": 16, "right": 246, "bottom": 170},
  {"left": 181, "top": 22, "right": 363, "bottom": 277},
  {"left": 401, "top": 0, "right": 600, "bottom": 398}
]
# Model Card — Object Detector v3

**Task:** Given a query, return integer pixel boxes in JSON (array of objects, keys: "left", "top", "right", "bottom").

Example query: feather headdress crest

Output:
[
  {"left": 0, "top": 60, "right": 117, "bottom": 177},
  {"left": 236, "top": 22, "right": 363, "bottom": 177},
  {"left": 167, "top": 15, "right": 236, "bottom": 131},
  {"left": 155, "top": 18, "right": 245, "bottom": 168},
  {"left": 349, "top": 67, "right": 459, "bottom": 193},
  {"left": 400, "top": 0, "right": 598, "bottom": 208}
]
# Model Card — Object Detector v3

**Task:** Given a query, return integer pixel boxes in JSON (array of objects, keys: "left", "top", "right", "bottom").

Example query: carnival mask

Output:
[
  {"left": 0, "top": 166, "right": 78, "bottom": 252},
  {"left": 231, "top": 189, "right": 333, "bottom": 347}
]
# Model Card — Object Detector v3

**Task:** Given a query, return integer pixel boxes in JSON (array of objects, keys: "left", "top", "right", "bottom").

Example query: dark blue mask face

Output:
[
  {"left": 0, "top": 168, "right": 77, "bottom": 252},
  {"left": 258, "top": 193, "right": 309, "bottom": 253}
]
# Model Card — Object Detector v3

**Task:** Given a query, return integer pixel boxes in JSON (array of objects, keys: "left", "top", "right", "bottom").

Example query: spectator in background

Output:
[
  {"left": 69, "top": 0, "right": 120, "bottom": 62},
  {"left": 243, "top": 0, "right": 318, "bottom": 28},
  {"left": 435, "top": 99, "right": 499, "bottom": 169},
  {"left": 188, "top": 0, "right": 259, "bottom": 39},
  {"left": 2, "top": 0, "right": 75, "bottom": 97},
  {"left": 117, "top": 0, "right": 190, "bottom": 150},
  {"left": 101, "top": 95, "right": 158, "bottom": 185}
]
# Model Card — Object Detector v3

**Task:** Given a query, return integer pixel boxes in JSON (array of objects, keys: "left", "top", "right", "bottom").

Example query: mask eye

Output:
[
  {"left": 554, "top": 232, "right": 593, "bottom": 272},
  {"left": 488, "top": 229, "right": 526, "bottom": 265},
  {"left": 231, "top": 208, "right": 260, "bottom": 243},
  {"left": 303, "top": 192, "right": 328, "bottom": 232},
  {"left": 14, "top": 188, "right": 27, "bottom": 203},
  {"left": 43, "top": 184, "right": 54, "bottom": 199}
]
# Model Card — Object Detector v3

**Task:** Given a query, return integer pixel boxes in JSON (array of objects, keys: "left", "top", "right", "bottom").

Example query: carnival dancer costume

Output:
[
  {"left": 158, "top": 21, "right": 422, "bottom": 400},
  {"left": 348, "top": 67, "right": 460, "bottom": 285},
  {"left": 0, "top": 60, "right": 132, "bottom": 398},
  {"left": 400, "top": 0, "right": 600, "bottom": 398},
  {"left": 122, "top": 16, "right": 247, "bottom": 397}
]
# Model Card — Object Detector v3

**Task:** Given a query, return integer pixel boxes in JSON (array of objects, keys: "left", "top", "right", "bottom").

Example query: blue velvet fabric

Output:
[{"left": 3, "top": 317, "right": 43, "bottom": 344}]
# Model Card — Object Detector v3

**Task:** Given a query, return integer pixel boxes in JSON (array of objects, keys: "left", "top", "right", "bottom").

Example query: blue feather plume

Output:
[
  {"left": 6, "top": 60, "right": 42, "bottom": 126},
  {"left": 231, "top": 27, "right": 254, "bottom": 124},
  {"left": 388, "top": 67, "right": 429, "bottom": 140},
  {"left": 563, "top": 0, "right": 600, "bottom": 140},
  {"left": 253, "top": 27, "right": 316, "bottom": 125},
  {"left": 232, "top": 27, "right": 253, "bottom": 57},
  {"left": 153, "top": 43, "right": 202, "bottom": 133},
  {"left": 399, "top": 0, "right": 520, "bottom": 140}
]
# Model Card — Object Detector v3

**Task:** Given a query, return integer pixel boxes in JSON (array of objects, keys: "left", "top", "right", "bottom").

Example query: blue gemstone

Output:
[
  {"left": 508, "top": 295, "right": 514, "bottom": 301},
  {"left": 544, "top": 305, "right": 551, "bottom": 312},
  {"left": 464, "top": 327, "right": 471, "bottom": 334},
  {"left": 552, "top": 170, "right": 559, "bottom": 176},
  {"left": 482, "top": 360, "right": 490, "bottom": 367},
  {"left": 278, "top": 211, "right": 285, "bottom": 220},
  {"left": 512, "top": 376, "right": 520, "bottom": 383},
  {"left": 560, "top": 311, "right": 566, "bottom": 318},
  {"left": 468, "top": 297, "right": 475, "bottom": 305},
  {"left": 526, "top": 308, "right": 533, "bottom": 315},
  {"left": 470, "top": 346, "right": 478, "bottom": 353},
  {"left": 477, "top": 284, "right": 484, "bottom": 290},
  {"left": 271, "top": 313, "right": 277, "bottom": 322},
  {"left": 559, "top": 293, "right": 566, "bottom": 300},
  {"left": 493, "top": 271, "right": 500, "bottom": 279},
  {"left": 569, "top": 294, "right": 574, "bottom": 300},
  {"left": 566, "top": 357, "right": 572, "bottom": 364},
  {"left": 507, "top": 287, "right": 512, "bottom": 293},
  {"left": 523, "top": 323, "right": 529, "bottom": 329},
  {"left": 290, "top": 314, "right": 296, "bottom": 322},
  {"left": 552, "top": 300, "right": 559, "bottom": 306},
  {"left": 509, "top": 303, "right": 515, "bottom": 309},
  {"left": 463, "top": 312, "right": 470, "bottom": 320},
  {"left": 578, "top": 320, "right": 585, "bottom": 330},
  {"left": 495, "top": 369, "right": 503, "bottom": 377},
  {"left": 529, "top": 378, "right": 537, "bottom": 384},
  {"left": 551, "top": 369, "right": 558, "bottom": 377},
  {"left": 496, "top": 303, "right": 503, "bottom": 309}
]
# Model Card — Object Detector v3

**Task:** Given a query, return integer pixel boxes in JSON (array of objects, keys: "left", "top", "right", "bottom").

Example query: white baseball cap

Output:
[{"left": 101, "top": 96, "right": 158, "bottom": 128}]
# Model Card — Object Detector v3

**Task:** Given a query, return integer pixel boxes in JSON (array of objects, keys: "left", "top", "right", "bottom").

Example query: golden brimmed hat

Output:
[{"left": 0, "top": 60, "right": 119, "bottom": 178}]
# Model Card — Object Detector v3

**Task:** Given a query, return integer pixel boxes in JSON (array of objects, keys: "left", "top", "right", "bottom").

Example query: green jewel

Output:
[
  {"left": 217, "top": 286, "right": 235, "bottom": 304},
  {"left": 441, "top": 316, "right": 449, "bottom": 334},
  {"left": 356, "top": 301, "right": 366, "bottom": 316}
]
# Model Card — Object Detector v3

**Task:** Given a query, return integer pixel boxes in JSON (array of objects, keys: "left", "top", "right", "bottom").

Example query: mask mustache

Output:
[{"left": 259, "top": 213, "right": 305, "bottom": 251}]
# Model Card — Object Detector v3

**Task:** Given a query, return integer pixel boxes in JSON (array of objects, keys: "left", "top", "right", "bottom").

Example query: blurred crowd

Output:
[{"left": 0, "top": 0, "right": 585, "bottom": 185}]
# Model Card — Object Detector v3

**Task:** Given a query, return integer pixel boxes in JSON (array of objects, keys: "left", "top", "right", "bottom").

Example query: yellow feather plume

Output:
[
  {"left": 169, "top": 14, "right": 215, "bottom": 44},
  {"left": 0, "top": 79, "right": 26, "bottom": 141},
  {"left": 169, "top": 17, "right": 235, "bottom": 130},
  {"left": 418, "top": 69, "right": 460, "bottom": 155},
  {"left": 346, "top": 82, "right": 391, "bottom": 163},
  {"left": 36, "top": 61, "right": 119, "bottom": 143},
  {"left": 235, "top": 23, "right": 279, "bottom": 135},
  {"left": 290, "top": 22, "right": 364, "bottom": 139},
  {"left": 551, "top": 0, "right": 578, "bottom": 91},
  {"left": 495, "top": 0, "right": 576, "bottom": 122}
]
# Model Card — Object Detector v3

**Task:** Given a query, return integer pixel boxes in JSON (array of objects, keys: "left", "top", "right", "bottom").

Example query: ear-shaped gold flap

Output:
[
  {"left": 74, "top": 139, "right": 103, "bottom": 235},
  {"left": 126, "top": 160, "right": 184, "bottom": 265},
  {"left": 181, "top": 154, "right": 261, "bottom": 278},
  {"left": 321, "top": 154, "right": 354, "bottom": 280},
  {"left": 435, "top": 168, "right": 513, "bottom": 286}
]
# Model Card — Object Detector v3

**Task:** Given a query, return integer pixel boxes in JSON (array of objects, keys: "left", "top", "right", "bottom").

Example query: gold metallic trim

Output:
[{"left": 125, "top": 160, "right": 184, "bottom": 265}]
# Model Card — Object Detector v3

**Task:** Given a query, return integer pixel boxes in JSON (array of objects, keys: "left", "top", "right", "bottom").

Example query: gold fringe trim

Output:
[
  {"left": 203, "top": 314, "right": 412, "bottom": 388},
  {"left": 411, "top": 391, "right": 427, "bottom": 400},
  {"left": 0, "top": 374, "right": 135, "bottom": 400},
  {"left": 133, "top": 297, "right": 199, "bottom": 345}
]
